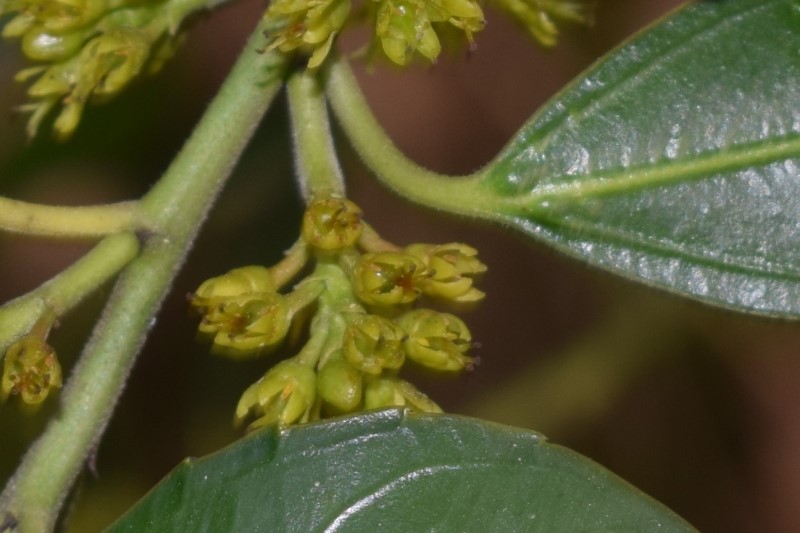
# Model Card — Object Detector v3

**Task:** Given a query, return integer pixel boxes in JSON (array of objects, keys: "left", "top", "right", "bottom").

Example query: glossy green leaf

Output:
[
  {"left": 108, "top": 410, "right": 692, "bottom": 531},
  {"left": 471, "top": 0, "right": 800, "bottom": 317}
]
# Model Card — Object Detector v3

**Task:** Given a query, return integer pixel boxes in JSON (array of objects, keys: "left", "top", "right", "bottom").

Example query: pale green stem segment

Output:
[
  {"left": 324, "top": 57, "right": 488, "bottom": 216},
  {"left": 0, "top": 198, "right": 138, "bottom": 238},
  {"left": 0, "top": 233, "right": 140, "bottom": 359},
  {"left": 295, "top": 261, "right": 358, "bottom": 369},
  {"left": 287, "top": 68, "right": 345, "bottom": 199},
  {"left": 0, "top": 26, "right": 287, "bottom": 533},
  {"left": 269, "top": 239, "right": 310, "bottom": 288}
]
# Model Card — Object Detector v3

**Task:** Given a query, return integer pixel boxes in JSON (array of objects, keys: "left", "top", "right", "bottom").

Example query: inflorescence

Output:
[
  {"left": 1, "top": 0, "right": 593, "bottom": 137},
  {"left": 188, "top": 195, "right": 487, "bottom": 430}
]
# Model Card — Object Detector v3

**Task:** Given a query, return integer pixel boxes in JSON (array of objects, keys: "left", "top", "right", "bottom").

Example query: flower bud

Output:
[
  {"left": 235, "top": 360, "right": 317, "bottom": 428},
  {"left": 405, "top": 242, "right": 486, "bottom": 302},
  {"left": 397, "top": 309, "right": 474, "bottom": 371},
  {"left": 190, "top": 266, "right": 276, "bottom": 312},
  {"left": 302, "top": 196, "right": 363, "bottom": 251},
  {"left": 342, "top": 314, "right": 405, "bottom": 375},
  {"left": 317, "top": 351, "right": 363, "bottom": 412},
  {"left": 353, "top": 252, "right": 427, "bottom": 306},
  {"left": 21, "top": 25, "right": 85, "bottom": 62},
  {"left": 2, "top": 336, "right": 62, "bottom": 405},
  {"left": 363, "top": 376, "right": 442, "bottom": 413},
  {"left": 200, "top": 293, "right": 291, "bottom": 357}
]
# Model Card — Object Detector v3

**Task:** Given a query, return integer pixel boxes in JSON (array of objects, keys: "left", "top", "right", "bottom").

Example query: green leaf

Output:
[
  {"left": 473, "top": 0, "right": 800, "bottom": 317},
  {"left": 108, "top": 410, "right": 692, "bottom": 531}
]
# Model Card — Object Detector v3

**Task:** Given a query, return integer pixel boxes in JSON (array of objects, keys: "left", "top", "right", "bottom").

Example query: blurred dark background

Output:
[{"left": 2, "top": 1, "right": 800, "bottom": 531}]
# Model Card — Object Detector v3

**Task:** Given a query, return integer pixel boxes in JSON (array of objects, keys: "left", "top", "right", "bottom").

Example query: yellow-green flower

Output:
[
  {"left": 353, "top": 251, "right": 427, "bottom": 306},
  {"left": 363, "top": 376, "right": 442, "bottom": 413},
  {"left": 190, "top": 265, "right": 276, "bottom": 313},
  {"left": 374, "top": 0, "right": 440, "bottom": 65},
  {"left": 317, "top": 351, "right": 363, "bottom": 412},
  {"left": 406, "top": 242, "right": 486, "bottom": 302},
  {"left": 1, "top": 336, "right": 62, "bottom": 405},
  {"left": 262, "top": 0, "right": 351, "bottom": 68},
  {"left": 342, "top": 314, "right": 406, "bottom": 374},
  {"left": 301, "top": 195, "right": 364, "bottom": 251},
  {"left": 372, "top": 0, "right": 484, "bottom": 65},
  {"left": 199, "top": 293, "right": 291, "bottom": 357},
  {"left": 4, "top": 0, "right": 193, "bottom": 138},
  {"left": 398, "top": 309, "right": 474, "bottom": 371},
  {"left": 235, "top": 359, "right": 317, "bottom": 428}
]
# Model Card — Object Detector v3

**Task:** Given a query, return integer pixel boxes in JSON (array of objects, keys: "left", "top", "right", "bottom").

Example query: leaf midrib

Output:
[{"left": 500, "top": 133, "right": 800, "bottom": 208}]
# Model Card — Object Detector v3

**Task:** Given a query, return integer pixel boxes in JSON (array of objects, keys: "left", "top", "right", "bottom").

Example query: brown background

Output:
[{"left": 2, "top": 1, "right": 800, "bottom": 531}]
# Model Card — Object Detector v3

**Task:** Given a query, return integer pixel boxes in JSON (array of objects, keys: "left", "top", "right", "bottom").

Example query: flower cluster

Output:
[
  {"left": 1, "top": 0, "right": 193, "bottom": 138},
  {"left": 261, "top": 0, "right": 593, "bottom": 67},
  {"left": 189, "top": 195, "right": 486, "bottom": 430}
]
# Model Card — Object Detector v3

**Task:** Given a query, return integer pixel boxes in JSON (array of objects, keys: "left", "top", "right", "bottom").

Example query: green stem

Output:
[
  {"left": 0, "top": 25, "right": 287, "bottom": 533},
  {"left": 0, "top": 198, "right": 138, "bottom": 238},
  {"left": 269, "top": 239, "right": 309, "bottom": 288},
  {"left": 286, "top": 67, "right": 345, "bottom": 199},
  {"left": 0, "top": 233, "right": 140, "bottom": 360},
  {"left": 296, "top": 261, "right": 357, "bottom": 369},
  {"left": 324, "top": 57, "right": 488, "bottom": 215}
]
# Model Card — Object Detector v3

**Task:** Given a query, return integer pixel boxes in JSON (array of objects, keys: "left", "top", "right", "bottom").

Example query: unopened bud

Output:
[
  {"left": 21, "top": 25, "right": 85, "bottom": 62},
  {"left": 302, "top": 196, "right": 363, "bottom": 251},
  {"left": 317, "top": 351, "right": 363, "bottom": 412},
  {"left": 363, "top": 376, "right": 442, "bottom": 413}
]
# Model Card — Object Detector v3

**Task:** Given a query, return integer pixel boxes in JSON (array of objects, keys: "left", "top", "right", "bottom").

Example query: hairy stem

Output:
[
  {"left": 324, "top": 57, "right": 488, "bottom": 216},
  {"left": 0, "top": 233, "right": 140, "bottom": 359},
  {"left": 0, "top": 26, "right": 287, "bottom": 533},
  {"left": 287, "top": 67, "right": 345, "bottom": 199},
  {"left": 0, "top": 198, "right": 138, "bottom": 238}
]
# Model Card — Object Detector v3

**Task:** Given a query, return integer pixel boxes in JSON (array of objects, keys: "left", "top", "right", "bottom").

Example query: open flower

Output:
[
  {"left": 262, "top": 0, "right": 351, "bottom": 68},
  {"left": 199, "top": 293, "right": 291, "bottom": 356},
  {"left": 1, "top": 336, "right": 62, "bottom": 405},
  {"left": 398, "top": 309, "right": 475, "bottom": 371},
  {"left": 406, "top": 242, "right": 486, "bottom": 302},
  {"left": 353, "top": 251, "right": 427, "bottom": 306},
  {"left": 343, "top": 314, "right": 406, "bottom": 374},
  {"left": 190, "top": 265, "right": 276, "bottom": 313}
]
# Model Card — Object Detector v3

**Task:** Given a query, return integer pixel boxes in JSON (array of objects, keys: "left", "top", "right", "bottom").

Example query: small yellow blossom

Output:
[
  {"left": 235, "top": 359, "right": 317, "bottom": 428},
  {"left": 262, "top": 0, "right": 351, "bottom": 69},
  {"left": 2, "top": 336, "right": 62, "bottom": 405}
]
